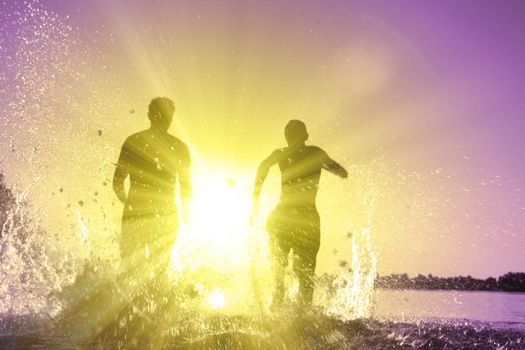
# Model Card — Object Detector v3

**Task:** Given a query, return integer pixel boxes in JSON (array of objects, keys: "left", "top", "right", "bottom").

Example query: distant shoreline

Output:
[
  {"left": 375, "top": 288, "right": 525, "bottom": 294},
  {"left": 374, "top": 272, "right": 525, "bottom": 293}
]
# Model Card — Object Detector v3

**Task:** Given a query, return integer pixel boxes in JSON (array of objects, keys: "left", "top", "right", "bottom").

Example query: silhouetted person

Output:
[
  {"left": 251, "top": 120, "right": 347, "bottom": 308},
  {"left": 113, "top": 97, "right": 191, "bottom": 283}
]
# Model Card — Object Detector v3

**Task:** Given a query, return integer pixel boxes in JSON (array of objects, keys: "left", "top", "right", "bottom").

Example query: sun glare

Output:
[
  {"left": 188, "top": 174, "right": 251, "bottom": 235},
  {"left": 167, "top": 169, "right": 272, "bottom": 312},
  {"left": 207, "top": 288, "right": 226, "bottom": 309}
]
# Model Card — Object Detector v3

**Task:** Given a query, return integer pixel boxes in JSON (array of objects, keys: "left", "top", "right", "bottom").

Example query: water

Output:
[{"left": 373, "top": 289, "right": 525, "bottom": 329}]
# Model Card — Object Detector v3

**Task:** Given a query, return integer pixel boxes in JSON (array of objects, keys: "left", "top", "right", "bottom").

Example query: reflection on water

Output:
[{"left": 373, "top": 289, "right": 525, "bottom": 328}]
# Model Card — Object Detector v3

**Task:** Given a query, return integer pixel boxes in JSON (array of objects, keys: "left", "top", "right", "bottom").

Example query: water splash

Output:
[
  {"left": 0, "top": 173, "right": 379, "bottom": 330},
  {"left": 324, "top": 224, "right": 377, "bottom": 319},
  {"left": 0, "top": 184, "right": 71, "bottom": 317},
  {"left": 76, "top": 210, "right": 88, "bottom": 243}
]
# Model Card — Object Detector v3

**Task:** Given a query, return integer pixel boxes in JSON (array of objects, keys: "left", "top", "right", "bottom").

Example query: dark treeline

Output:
[{"left": 375, "top": 272, "right": 525, "bottom": 292}]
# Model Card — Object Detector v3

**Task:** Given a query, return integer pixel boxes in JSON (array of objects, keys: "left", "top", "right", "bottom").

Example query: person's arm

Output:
[
  {"left": 113, "top": 142, "right": 130, "bottom": 204},
  {"left": 321, "top": 150, "right": 348, "bottom": 178},
  {"left": 251, "top": 150, "right": 281, "bottom": 223},
  {"left": 178, "top": 143, "right": 192, "bottom": 224}
]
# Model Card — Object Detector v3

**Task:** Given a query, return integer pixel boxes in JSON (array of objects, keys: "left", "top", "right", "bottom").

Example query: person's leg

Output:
[
  {"left": 293, "top": 242, "right": 320, "bottom": 306},
  {"left": 292, "top": 210, "right": 321, "bottom": 307},
  {"left": 147, "top": 211, "right": 178, "bottom": 284},
  {"left": 149, "top": 234, "right": 176, "bottom": 277},
  {"left": 269, "top": 234, "right": 290, "bottom": 307},
  {"left": 120, "top": 218, "right": 148, "bottom": 279}
]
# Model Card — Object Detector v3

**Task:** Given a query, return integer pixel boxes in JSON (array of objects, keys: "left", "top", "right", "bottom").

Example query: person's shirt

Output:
[{"left": 117, "top": 129, "right": 190, "bottom": 207}]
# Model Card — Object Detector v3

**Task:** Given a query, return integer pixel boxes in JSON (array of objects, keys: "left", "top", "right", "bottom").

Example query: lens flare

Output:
[{"left": 207, "top": 288, "right": 226, "bottom": 309}]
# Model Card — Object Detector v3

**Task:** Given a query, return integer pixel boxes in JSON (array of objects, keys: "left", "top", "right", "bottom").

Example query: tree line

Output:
[{"left": 375, "top": 272, "right": 525, "bottom": 292}]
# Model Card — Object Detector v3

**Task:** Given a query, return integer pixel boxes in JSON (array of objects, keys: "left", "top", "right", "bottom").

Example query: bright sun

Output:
[
  {"left": 168, "top": 170, "right": 270, "bottom": 310},
  {"left": 188, "top": 174, "right": 251, "bottom": 235}
]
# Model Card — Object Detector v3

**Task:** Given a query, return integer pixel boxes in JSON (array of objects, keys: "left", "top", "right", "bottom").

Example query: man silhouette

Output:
[
  {"left": 113, "top": 97, "right": 191, "bottom": 282},
  {"left": 251, "top": 120, "right": 347, "bottom": 308}
]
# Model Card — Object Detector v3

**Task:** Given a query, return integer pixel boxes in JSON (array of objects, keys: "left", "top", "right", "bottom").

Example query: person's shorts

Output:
[
  {"left": 120, "top": 205, "right": 178, "bottom": 263},
  {"left": 266, "top": 206, "right": 321, "bottom": 267}
]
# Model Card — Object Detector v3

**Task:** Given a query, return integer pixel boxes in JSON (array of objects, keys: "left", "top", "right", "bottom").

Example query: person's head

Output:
[
  {"left": 284, "top": 119, "right": 308, "bottom": 146},
  {"left": 148, "top": 97, "right": 175, "bottom": 131}
]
